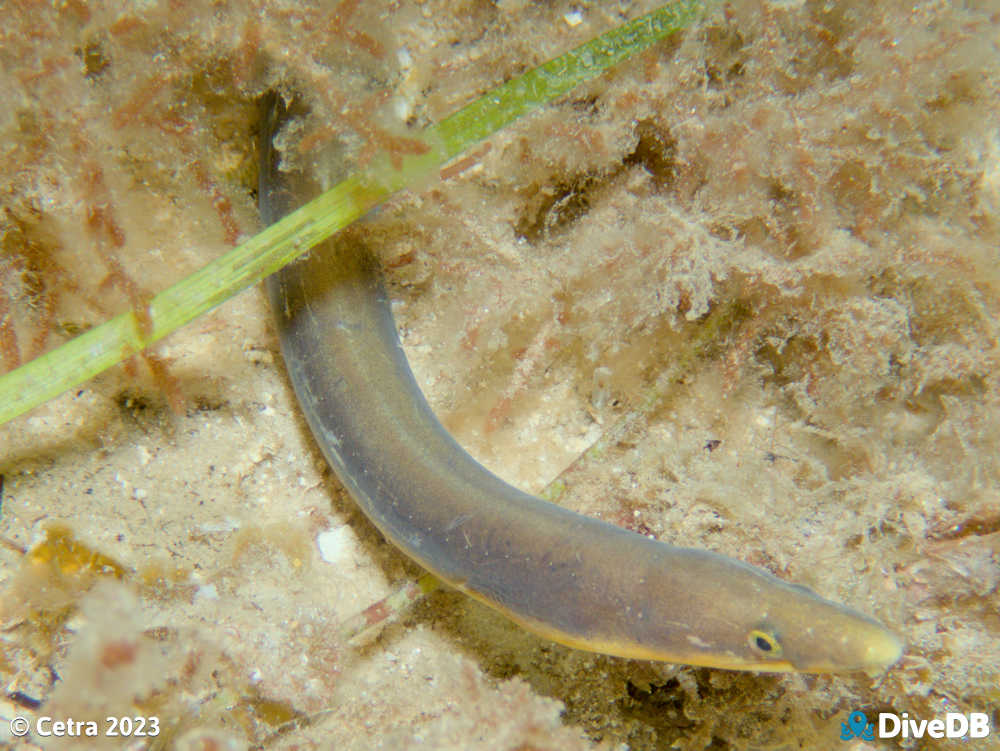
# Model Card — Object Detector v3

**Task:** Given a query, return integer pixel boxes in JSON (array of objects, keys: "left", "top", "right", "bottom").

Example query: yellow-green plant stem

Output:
[{"left": 0, "top": 1, "right": 704, "bottom": 426}]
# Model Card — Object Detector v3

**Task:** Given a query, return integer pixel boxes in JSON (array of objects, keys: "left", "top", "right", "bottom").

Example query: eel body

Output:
[{"left": 259, "top": 96, "right": 902, "bottom": 673}]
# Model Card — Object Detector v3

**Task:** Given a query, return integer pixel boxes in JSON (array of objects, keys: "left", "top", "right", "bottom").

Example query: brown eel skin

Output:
[{"left": 258, "top": 93, "right": 902, "bottom": 673}]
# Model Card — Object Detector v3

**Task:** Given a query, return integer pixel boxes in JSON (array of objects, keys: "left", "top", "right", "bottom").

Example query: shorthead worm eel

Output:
[{"left": 258, "top": 93, "right": 902, "bottom": 673}]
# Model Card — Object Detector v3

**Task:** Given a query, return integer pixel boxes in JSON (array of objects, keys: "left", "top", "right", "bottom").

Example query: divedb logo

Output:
[{"left": 841, "top": 710, "right": 992, "bottom": 741}]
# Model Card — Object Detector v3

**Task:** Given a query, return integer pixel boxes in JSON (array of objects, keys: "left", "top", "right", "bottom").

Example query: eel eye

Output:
[{"left": 748, "top": 628, "right": 783, "bottom": 657}]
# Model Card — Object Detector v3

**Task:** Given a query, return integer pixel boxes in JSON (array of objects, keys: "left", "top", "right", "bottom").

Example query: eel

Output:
[{"left": 258, "top": 94, "right": 902, "bottom": 673}]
